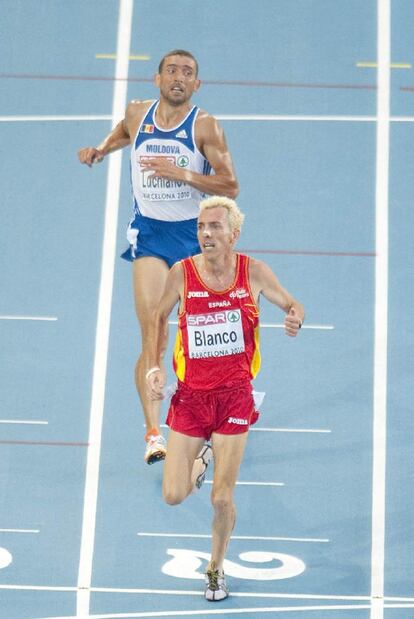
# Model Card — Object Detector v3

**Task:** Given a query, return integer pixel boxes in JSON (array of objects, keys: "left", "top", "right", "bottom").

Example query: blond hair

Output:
[{"left": 199, "top": 196, "right": 245, "bottom": 232}]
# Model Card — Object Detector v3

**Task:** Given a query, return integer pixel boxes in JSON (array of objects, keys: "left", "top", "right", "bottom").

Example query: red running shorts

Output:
[{"left": 166, "top": 381, "right": 259, "bottom": 440}]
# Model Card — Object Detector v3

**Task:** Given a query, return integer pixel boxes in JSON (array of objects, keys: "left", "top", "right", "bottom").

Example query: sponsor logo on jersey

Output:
[
  {"left": 140, "top": 124, "right": 154, "bottom": 134},
  {"left": 175, "top": 129, "right": 188, "bottom": 139},
  {"left": 230, "top": 288, "right": 249, "bottom": 299},
  {"left": 177, "top": 155, "right": 190, "bottom": 168},
  {"left": 187, "top": 291, "right": 209, "bottom": 298},
  {"left": 228, "top": 417, "right": 248, "bottom": 425},
  {"left": 187, "top": 311, "right": 226, "bottom": 326},
  {"left": 139, "top": 156, "right": 185, "bottom": 190},
  {"left": 187, "top": 308, "right": 245, "bottom": 358},
  {"left": 227, "top": 311, "right": 240, "bottom": 322},
  {"left": 139, "top": 155, "right": 175, "bottom": 166}
]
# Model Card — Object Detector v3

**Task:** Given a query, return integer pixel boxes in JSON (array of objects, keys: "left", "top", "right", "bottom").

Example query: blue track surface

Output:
[{"left": 0, "top": 1, "right": 413, "bottom": 618}]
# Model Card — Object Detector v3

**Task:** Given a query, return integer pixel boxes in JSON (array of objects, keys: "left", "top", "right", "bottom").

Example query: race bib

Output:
[
  {"left": 187, "top": 309, "right": 245, "bottom": 359},
  {"left": 138, "top": 155, "right": 191, "bottom": 202}
]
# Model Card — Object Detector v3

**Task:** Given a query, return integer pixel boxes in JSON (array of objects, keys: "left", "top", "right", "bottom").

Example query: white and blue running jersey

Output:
[{"left": 130, "top": 100, "right": 211, "bottom": 221}]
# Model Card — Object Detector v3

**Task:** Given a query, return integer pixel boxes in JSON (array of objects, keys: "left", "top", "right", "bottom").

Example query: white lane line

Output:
[
  {"left": 371, "top": 2, "right": 390, "bottom": 619},
  {"left": 0, "top": 315, "right": 57, "bottom": 321},
  {"left": 250, "top": 427, "right": 331, "bottom": 434},
  {"left": 90, "top": 589, "right": 368, "bottom": 600},
  {"left": 168, "top": 320, "right": 333, "bottom": 331},
  {"left": 0, "top": 419, "right": 48, "bottom": 425},
  {"left": 137, "top": 533, "right": 329, "bottom": 543},
  {"left": 76, "top": 1, "right": 133, "bottom": 616},
  {"left": 33, "top": 603, "right": 377, "bottom": 618},
  {"left": 261, "top": 323, "right": 334, "bottom": 330},
  {"left": 0, "top": 115, "right": 112, "bottom": 122},
  {"left": 1, "top": 583, "right": 413, "bottom": 605},
  {"left": 217, "top": 114, "right": 378, "bottom": 122},
  {"left": 390, "top": 116, "right": 414, "bottom": 122},
  {"left": 157, "top": 423, "right": 331, "bottom": 434},
  {"left": 205, "top": 481, "right": 284, "bottom": 487},
  {"left": 0, "top": 585, "right": 77, "bottom": 592},
  {"left": 2, "top": 113, "right": 414, "bottom": 123},
  {"left": 0, "top": 528, "right": 39, "bottom": 533}
]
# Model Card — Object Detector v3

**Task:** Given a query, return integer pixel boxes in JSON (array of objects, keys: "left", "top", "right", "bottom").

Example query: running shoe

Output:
[
  {"left": 195, "top": 444, "right": 213, "bottom": 490},
  {"left": 205, "top": 561, "right": 229, "bottom": 601},
  {"left": 144, "top": 434, "right": 167, "bottom": 465}
]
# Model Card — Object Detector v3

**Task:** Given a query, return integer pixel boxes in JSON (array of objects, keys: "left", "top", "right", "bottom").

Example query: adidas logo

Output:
[{"left": 175, "top": 129, "right": 188, "bottom": 139}]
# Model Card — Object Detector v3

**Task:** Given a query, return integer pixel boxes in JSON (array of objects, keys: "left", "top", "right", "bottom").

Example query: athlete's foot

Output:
[
  {"left": 144, "top": 433, "right": 167, "bottom": 465},
  {"left": 205, "top": 561, "right": 229, "bottom": 601}
]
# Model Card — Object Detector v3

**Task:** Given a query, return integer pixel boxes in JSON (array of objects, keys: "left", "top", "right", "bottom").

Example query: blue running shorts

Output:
[{"left": 121, "top": 213, "right": 200, "bottom": 268}]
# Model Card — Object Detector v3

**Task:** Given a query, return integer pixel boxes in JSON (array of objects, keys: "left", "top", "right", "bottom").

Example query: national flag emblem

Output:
[{"left": 140, "top": 124, "right": 154, "bottom": 134}]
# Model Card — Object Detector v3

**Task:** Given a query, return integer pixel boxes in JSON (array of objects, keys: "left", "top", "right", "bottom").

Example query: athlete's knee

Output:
[
  {"left": 163, "top": 491, "right": 183, "bottom": 506},
  {"left": 163, "top": 481, "right": 187, "bottom": 506},
  {"left": 211, "top": 487, "right": 235, "bottom": 514}
]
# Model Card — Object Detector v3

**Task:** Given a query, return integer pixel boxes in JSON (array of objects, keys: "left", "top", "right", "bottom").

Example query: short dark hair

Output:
[{"left": 158, "top": 49, "right": 199, "bottom": 76}]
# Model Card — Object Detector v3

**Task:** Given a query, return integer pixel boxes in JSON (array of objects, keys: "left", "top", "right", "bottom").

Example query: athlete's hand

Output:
[
  {"left": 78, "top": 147, "right": 106, "bottom": 167},
  {"left": 284, "top": 307, "right": 302, "bottom": 337},
  {"left": 147, "top": 369, "right": 166, "bottom": 400},
  {"left": 141, "top": 156, "right": 187, "bottom": 181}
]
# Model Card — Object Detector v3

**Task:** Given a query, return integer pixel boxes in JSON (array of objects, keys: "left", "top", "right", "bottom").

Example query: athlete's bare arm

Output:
[
  {"left": 249, "top": 258, "right": 305, "bottom": 337},
  {"left": 77, "top": 99, "right": 152, "bottom": 166},
  {"left": 77, "top": 119, "right": 130, "bottom": 166},
  {"left": 147, "top": 263, "right": 184, "bottom": 398},
  {"left": 140, "top": 112, "right": 239, "bottom": 198}
]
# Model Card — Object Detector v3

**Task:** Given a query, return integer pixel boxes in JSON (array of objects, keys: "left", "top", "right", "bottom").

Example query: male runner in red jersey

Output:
[{"left": 146, "top": 196, "right": 304, "bottom": 601}]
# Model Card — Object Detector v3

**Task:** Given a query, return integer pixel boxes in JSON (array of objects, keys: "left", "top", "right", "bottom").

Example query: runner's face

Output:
[
  {"left": 156, "top": 55, "right": 200, "bottom": 105},
  {"left": 197, "top": 207, "right": 238, "bottom": 255}
]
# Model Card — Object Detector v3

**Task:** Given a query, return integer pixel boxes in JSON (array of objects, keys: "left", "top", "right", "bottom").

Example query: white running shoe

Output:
[
  {"left": 144, "top": 434, "right": 167, "bottom": 465},
  {"left": 195, "top": 444, "right": 213, "bottom": 490},
  {"left": 205, "top": 561, "right": 229, "bottom": 601}
]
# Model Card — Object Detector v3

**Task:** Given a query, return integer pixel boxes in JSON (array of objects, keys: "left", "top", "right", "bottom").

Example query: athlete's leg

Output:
[
  {"left": 209, "top": 432, "right": 249, "bottom": 570},
  {"left": 132, "top": 256, "right": 170, "bottom": 435},
  {"left": 162, "top": 429, "right": 206, "bottom": 505}
]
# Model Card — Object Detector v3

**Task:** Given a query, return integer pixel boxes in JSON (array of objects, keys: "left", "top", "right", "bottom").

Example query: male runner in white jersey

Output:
[{"left": 78, "top": 50, "right": 238, "bottom": 464}]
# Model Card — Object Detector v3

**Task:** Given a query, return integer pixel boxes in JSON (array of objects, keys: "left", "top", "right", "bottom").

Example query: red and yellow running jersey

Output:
[{"left": 173, "top": 253, "right": 261, "bottom": 390}]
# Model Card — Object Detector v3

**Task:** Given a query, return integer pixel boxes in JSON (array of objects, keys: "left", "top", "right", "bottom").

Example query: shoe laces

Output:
[{"left": 206, "top": 562, "right": 223, "bottom": 590}]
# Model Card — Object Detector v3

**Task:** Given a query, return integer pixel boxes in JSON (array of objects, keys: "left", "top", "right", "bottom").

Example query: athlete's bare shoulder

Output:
[
  {"left": 170, "top": 259, "right": 185, "bottom": 276},
  {"left": 124, "top": 99, "right": 155, "bottom": 136},
  {"left": 248, "top": 256, "right": 275, "bottom": 299},
  {"left": 194, "top": 108, "right": 224, "bottom": 151},
  {"left": 248, "top": 256, "right": 272, "bottom": 281},
  {"left": 127, "top": 98, "right": 154, "bottom": 111},
  {"left": 159, "top": 260, "right": 185, "bottom": 311},
  {"left": 194, "top": 107, "right": 218, "bottom": 127}
]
